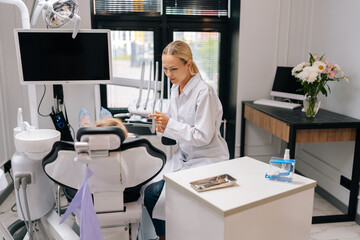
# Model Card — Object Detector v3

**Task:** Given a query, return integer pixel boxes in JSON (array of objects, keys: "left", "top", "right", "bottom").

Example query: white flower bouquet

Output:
[{"left": 292, "top": 53, "right": 348, "bottom": 117}]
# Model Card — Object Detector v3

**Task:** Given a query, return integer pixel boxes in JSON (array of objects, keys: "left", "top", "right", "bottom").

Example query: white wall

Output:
[
  {"left": 0, "top": 0, "right": 94, "bottom": 165},
  {"left": 235, "top": 0, "right": 291, "bottom": 159},
  {"left": 236, "top": 0, "right": 360, "bottom": 215},
  {"left": 293, "top": 0, "right": 360, "bottom": 214}
]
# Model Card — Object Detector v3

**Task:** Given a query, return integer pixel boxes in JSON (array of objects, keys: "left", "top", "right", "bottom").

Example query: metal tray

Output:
[{"left": 190, "top": 174, "right": 237, "bottom": 192}]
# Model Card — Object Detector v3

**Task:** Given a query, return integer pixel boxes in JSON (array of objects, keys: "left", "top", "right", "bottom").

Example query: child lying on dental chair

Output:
[
  {"left": 94, "top": 118, "right": 128, "bottom": 139},
  {"left": 78, "top": 107, "right": 128, "bottom": 139}
]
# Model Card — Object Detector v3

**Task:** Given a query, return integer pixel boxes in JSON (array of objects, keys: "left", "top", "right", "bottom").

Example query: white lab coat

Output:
[{"left": 152, "top": 73, "right": 229, "bottom": 220}]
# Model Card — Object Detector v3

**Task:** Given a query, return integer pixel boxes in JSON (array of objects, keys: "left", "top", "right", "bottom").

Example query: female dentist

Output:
[{"left": 146, "top": 40, "right": 229, "bottom": 240}]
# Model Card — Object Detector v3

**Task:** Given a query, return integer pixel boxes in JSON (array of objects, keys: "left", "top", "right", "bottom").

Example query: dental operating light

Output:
[{"left": 32, "top": 0, "right": 81, "bottom": 38}]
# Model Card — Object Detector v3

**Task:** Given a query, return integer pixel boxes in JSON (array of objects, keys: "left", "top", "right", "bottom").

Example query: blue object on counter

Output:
[{"left": 265, "top": 158, "right": 295, "bottom": 183}]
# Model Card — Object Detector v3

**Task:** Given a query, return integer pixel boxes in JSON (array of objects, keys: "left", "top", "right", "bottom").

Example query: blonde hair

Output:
[
  {"left": 94, "top": 118, "right": 128, "bottom": 139},
  {"left": 162, "top": 40, "right": 200, "bottom": 76}
]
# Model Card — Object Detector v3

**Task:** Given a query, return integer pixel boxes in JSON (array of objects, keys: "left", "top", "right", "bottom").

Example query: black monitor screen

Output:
[
  {"left": 15, "top": 29, "right": 112, "bottom": 84},
  {"left": 271, "top": 66, "right": 304, "bottom": 100}
]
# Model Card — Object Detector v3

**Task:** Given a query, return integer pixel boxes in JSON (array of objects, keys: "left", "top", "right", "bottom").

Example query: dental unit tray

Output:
[{"left": 190, "top": 174, "right": 237, "bottom": 192}]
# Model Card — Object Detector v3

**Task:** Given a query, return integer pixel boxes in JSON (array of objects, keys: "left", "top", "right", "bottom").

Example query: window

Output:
[
  {"left": 94, "top": 0, "right": 228, "bottom": 17},
  {"left": 94, "top": 0, "right": 162, "bottom": 15},
  {"left": 174, "top": 31, "right": 220, "bottom": 93},
  {"left": 166, "top": 0, "right": 229, "bottom": 16},
  {"left": 107, "top": 85, "right": 153, "bottom": 108},
  {"left": 106, "top": 30, "right": 155, "bottom": 108},
  {"left": 92, "top": 0, "right": 230, "bottom": 110},
  {"left": 111, "top": 30, "right": 154, "bottom": 80},
  {"left": 103, "top": 29, "right": 222, "bottom": 109}
]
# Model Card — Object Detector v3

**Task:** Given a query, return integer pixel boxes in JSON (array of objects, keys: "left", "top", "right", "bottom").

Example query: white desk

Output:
[{"left": 164, "top": 156, "right": 316, "bottom": 240}]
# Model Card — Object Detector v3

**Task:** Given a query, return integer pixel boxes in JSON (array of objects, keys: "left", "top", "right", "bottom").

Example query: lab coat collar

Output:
[
  {"left": 171, "top": 73, "right": 201, "bottom": 97},
  {"left": 181, "top": 73, "right": 201, "bottom": 96}
]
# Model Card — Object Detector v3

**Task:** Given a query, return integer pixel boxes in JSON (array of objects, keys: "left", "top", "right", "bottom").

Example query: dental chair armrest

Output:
[{"left": 161, "top": 136, "right": 176, "bottom": 146}]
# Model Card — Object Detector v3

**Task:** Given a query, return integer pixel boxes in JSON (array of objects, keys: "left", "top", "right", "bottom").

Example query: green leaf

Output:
[
  {"left": 309, "top": 53, "right": 314, "bottom": 65},
  {"left": 320, "top": 87, "right": 327, "bottom": 96}
]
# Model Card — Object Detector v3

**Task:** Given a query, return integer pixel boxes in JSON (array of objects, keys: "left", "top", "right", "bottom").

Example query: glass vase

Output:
[{"left": 303, "top": 95, "right": 321, "bottom": 118}]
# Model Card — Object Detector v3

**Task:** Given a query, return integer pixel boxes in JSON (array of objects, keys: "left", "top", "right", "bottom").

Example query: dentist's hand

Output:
[{"left": 148, "top": 111, "right": 169, "bottom": 133}]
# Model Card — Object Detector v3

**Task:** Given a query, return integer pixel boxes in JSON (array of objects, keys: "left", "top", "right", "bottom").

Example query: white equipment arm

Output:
[
  {"left": 31, "top": 0, "right": 51, "bottom": 25},
  {"left": 144, "top": 61, "right": 152, "bottom": 110},
  {"left": 72, "top": 14, "right": 81, "bottom": 38},
  {"left": 136, "top": 61, "right": 145, "bottom": 108},
  {"left": 152, "top": 61, "right": 159, "bottom": 112},
  {"left": 160, "top": 68, "right": 164, "bottom": 112}
]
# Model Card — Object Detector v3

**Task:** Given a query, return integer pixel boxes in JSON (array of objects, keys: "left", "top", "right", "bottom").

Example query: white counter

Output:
[{"left": 164, "top": 156, "right": 316, "bottom": 240}]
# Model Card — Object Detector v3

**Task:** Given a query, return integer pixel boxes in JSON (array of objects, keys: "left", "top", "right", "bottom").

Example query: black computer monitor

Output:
[
  {"left": 14, "top": 29, "right": 113, "bottom": 85},
  {"left": 270, "top": 66, "right": 304, "bottom": 101}
]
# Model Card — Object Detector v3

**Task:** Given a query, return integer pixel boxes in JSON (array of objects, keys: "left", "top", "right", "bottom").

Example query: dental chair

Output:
[{"left": 42, "top": 126, "right": 166, "bottom": 239}]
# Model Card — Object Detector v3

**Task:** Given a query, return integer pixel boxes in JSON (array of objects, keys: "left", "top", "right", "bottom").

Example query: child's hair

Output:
[
  {"left": 94, "top": 118, "right": 128, "bottom": 139},
  {"left": 162, "top": 40, "right": 200, "bottom": 76}
]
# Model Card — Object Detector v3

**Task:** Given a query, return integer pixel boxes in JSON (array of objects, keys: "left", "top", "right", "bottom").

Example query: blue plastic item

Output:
[
  {"left": 265, "top": 158, "right": 295, "bottom": 183},
  {"left": 100, "top": 107, "right": 113, "bottom": 120},
  {"left": 78, "top": 108, "right": 93, "bottom": 128}
]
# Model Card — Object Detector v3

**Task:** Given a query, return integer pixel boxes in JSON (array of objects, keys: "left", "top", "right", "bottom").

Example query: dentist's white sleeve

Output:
[{"left": 163, "top": 88, "right": 216, "bottom": 147}]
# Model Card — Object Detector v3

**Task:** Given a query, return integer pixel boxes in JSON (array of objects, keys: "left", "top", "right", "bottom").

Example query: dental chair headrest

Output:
[{"left": 77, "top": 126, "right": 126, "bottom": 149}]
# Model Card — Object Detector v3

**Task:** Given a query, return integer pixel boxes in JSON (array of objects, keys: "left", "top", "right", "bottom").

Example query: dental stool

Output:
[{"left": 42, "top": 127, "right": 166, "bottom": 240}]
